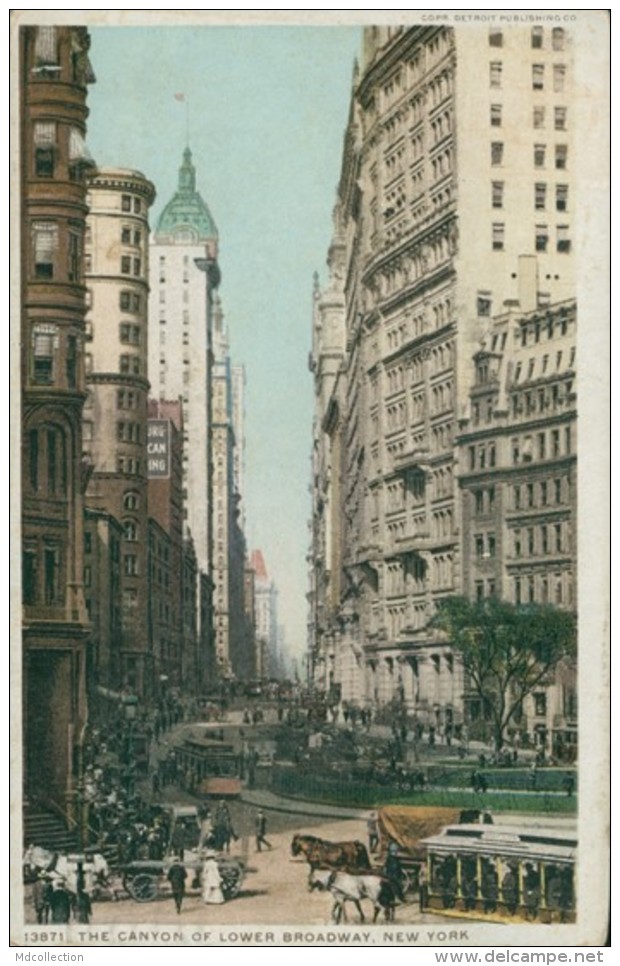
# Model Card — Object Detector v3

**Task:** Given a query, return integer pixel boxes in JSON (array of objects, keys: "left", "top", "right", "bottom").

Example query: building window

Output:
[
  {"left": 538, "top": 432, "right": 547, "bottom": 459},
  {"left": 534, "top": 143, "right": 546, "bottom": 167},
  {"left": 514, "top": 576, "right": 522, "bottom": 605},
  {"left": 514, "top": 529, "right": 522, "bottom": 557},
  {"left": 32, "top": 222, "right": 58, "bottom": 279},
  {"left": 66, "top": 335, "right": 78, "bottom": 388},
  {"left": 535, "top": 224, "right": 549, "bottom": 252},
  {"left": 533, "top": 106, "right": 545, "bottom": 129},
  {"left": 492, "top": 223, "right": 505, "bottom": 251},
  {"left": 531, "top": 26, "right": 544, "bottom": 48},
  {"left": 475, "top": 535, "right": 485, "bottom": 558},
  {"left": 133, "top": 258, "right": 141, "bottom": 277},
  {"left": 67, "top": 233, "right": 80, "bottom": 283},
  {"left": 490, "top": 62, "right": 502, "bottom": 88},
  {"left": 492, "top": 181, "right": 504, "bottom": 208},
  {"left": 43, "top": 545, "right": 60, "bottom": 604},
  {"left": 121, "top": 226, "right": 131, "bottom": 244},
  {"left": 555, "top": 145, "right": 568, "bottom": 169},
  {"left": 535, "top": 182, "right": 547, "bottom": 210},
  {"left": 121, "top": 195, "right": 131, "bottom": 212},
  {"left": 489, "top": 29, "right": 503, "bottom": 47},
  {"left": 534, "top": 692, "right": 547, "bottom": 716},
  {"left": 119, "top": 354, "right": 140, "bottom": 375},
  {"left": 477, "top": 294, "right": 492, "bottom": 316},
  {"left": 552, "top": 27, "right": 566, "bottom": 51},
  {"left": 532, "top": 64, "right": 544, "bottom": 90},
  {"left": 556, "top": 184, "right": 569, "bottom": 212},
  {"left": 120, "top": 323, "right": 141, "bottom": 345},
  {"left": 121, "top": 256, "right": 131, "bottom": 274},
  {"left": 513, "top": 485, "right": 521, "bottom": 510},
  {"left": 32, "top": 328, "right": 56, "bottom": 384},
  {"left": 557, "top": 224, "right": 571, "bottom": 253},
  {"left": 553, "top": 65, "right": 566, "bottom": 93},
  {"left": 490, "top": 104, "right": 502, "bottom": 127},
  {"left": 555, "top": 106, "right": 567, "bottom": 130},
  {"left": 34, "top": 26, "right": 59, "bottom": 67},
  {"left": 133, "top": 198, "right": 142, "bottom": 213},
  {"left": 34, "top": 137, "right": 55, "bottom": 177},
  {"left": 124, "top": 554, "right": 139, "bottom": 576},
  {"left": 491, "top": 141, "right": 504, "bottom": 165},
  {"left": 123, "top": 520, "right": 138, "bottom": 542},
  {"left": 124, "top": 491, "right": 139, "bottom": 511}
]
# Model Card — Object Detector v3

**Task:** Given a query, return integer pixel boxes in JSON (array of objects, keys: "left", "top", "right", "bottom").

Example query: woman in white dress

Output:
[{"left": 201, "top": 852, "right": 224, "bottom": 904}]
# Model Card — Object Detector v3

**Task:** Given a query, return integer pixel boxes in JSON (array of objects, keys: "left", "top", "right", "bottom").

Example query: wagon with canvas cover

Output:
[{"left": 377, "top": 806, "right": 461, "bottom": 892}]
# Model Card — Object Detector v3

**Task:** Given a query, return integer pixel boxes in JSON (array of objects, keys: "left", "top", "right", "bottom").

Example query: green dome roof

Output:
[{"left": 155, "top": 147, "right": 218, "bottom": 242}]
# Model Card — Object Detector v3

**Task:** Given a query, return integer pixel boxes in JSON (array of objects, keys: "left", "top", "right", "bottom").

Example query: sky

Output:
[{"left": 85, "top": 22, "right": 362, "bottom": 673}]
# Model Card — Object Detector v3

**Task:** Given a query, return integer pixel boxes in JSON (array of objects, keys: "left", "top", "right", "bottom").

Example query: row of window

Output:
[
  {"left": 22, "top": 544, "right": 61, "bottom": 606},
  {"left": 489, "top": 26, "right": 566, "bottom": 50},
  {"left": 491, "top": 142, "right": 568, "bottom": 169},
  {"left": 490, "top": 104, "right": 567, "bottom": 130},
  {"left": 511, "top": 381, "right": 574, "bottom": 418},
  {"left": 489, "top": 61, "right": 567, "bottom": 91},
  {"left": 491, "top": 222, "right": 570, "bottom": 252},
  {"left": 470, "top": 477, "right": 570, "bottom": 515},
  {"left": 513, "top": 477, "right": 568, "bottom": 510},
  {"left": 512, "top": 426, "right": 572, "bottom": 464},
  {"left": 518, "top": 311, "right": 573, "bottom": 347},
  {"left": 491, "top": 181, "right": 568, "bottom": 211},
  {"left": 512, "top": 521, "right": 569, "bottom": 557},
  {"left": 513, "top": 572, "right": 571, "bottom": 607}
]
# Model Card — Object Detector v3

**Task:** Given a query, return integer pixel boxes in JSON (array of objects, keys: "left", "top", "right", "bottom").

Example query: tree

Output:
[{"left": 430, "top": 596, "right": 577, "bottom": 752}]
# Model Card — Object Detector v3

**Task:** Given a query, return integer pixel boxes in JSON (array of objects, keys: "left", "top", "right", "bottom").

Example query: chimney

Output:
[{"left": 517, "top": 255, "right": 538, "bottom": 313}]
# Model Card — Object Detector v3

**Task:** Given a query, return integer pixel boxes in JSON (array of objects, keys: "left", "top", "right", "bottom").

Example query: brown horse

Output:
[{"left": 291, "top": 834, "right": 371, "bottom": 875}]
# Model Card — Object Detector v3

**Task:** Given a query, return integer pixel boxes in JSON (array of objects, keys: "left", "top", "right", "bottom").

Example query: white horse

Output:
[
  {"left": 23, "top": 845, "right": 119, "bottom": 899},
  {"left": 309, "top": 868, "right": 398, "bottom": 924}
]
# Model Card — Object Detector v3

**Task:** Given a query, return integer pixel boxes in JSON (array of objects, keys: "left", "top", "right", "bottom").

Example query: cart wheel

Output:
[
  {"left": 220, "top": 866, "right": 242, "bottom": 899},
  {"left": 128, "top": 873, "right": 158, "bottom": 902}
]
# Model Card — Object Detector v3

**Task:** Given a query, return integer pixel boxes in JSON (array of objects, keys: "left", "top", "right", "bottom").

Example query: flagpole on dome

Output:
[{"left": 174, "top": 92, "right": 190, "bottom": 147}]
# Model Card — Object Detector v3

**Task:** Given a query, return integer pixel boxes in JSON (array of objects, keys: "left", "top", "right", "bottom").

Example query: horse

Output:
[
  {"left": 23, "top": 845, "right": 119, "bottom": 900},
  {"left": 291, "top": 834, "right": 371, "bottom": 874},
  {"left": 309, "top": 868, "right": 398, "bottom": 923}
]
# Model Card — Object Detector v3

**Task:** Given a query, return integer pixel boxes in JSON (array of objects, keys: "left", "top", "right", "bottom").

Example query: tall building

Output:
[
  {"left": 149, "top": 147, "right": 220, "bottom": 687},
  {"left": 251, "top": 550, "right": 279, "bottom": 679},
  {"left": 211, "top": 297, "right": 249, "bottom": 677},
  {"left": 457, "top": 296, "right": 577, "bottom": 757},
  {"left": 83, "top": 167, "right": 156, "bottom": 697},
  {"left": 147, "top": 398, "right": 186, "bottom": 696},
  {"left": 20, "top": 25, "right": 95, "bottom": 813},
  {"left": 309, "top": 24, "right": 576, "bottom": 728}
]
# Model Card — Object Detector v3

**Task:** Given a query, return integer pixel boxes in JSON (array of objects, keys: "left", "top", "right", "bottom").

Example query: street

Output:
[{"left": 24, "top": 807, "right": 449, "bottom": 928}]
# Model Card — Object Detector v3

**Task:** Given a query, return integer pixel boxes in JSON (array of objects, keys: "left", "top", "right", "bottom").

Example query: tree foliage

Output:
[{"left": 430, "top": 597, "right": 577, "bottom": 750}]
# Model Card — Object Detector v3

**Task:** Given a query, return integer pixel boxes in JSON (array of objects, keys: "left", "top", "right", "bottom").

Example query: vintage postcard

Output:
[{"left": 10, "top": 8, "right": 610, "bottom": 951}]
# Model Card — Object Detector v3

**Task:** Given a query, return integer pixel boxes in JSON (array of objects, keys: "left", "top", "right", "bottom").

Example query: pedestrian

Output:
[
  {"left": 32, "top": 874, "right": 51, "bottom": 924},
  {"left": 255, "top": 808, "right": 272, "bottom": 852},
  {"left": 72, "top": 889, "right": 92, "bottom": 924},
  {"left": 202, "top": 852, "right": 224, "bottom": 904},
  {"left": 383, "top": 842, "right": 406, "bottom": 902},
  {"left": 563, "top": 774, "right": 575, "bottom": 797},
  {"left": 501, "top": 866, "right": 518, "bottom": 915},
  {"left": 418, "top": 864, "right": 428, "bottom": 912},
  {"left": 49, "top": 880, "right": 72, "bottom": 924},
  {"left": 366, "top": 810, "right": 379, "bottom": 853},
  {"left": 167, "top": 856, "right": 187, "bottom": 914}
]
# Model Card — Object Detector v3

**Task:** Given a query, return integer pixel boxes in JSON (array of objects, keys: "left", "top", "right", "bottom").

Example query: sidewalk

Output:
[{"left": 240, "top": 787, "right": 370, "bottom": 820}]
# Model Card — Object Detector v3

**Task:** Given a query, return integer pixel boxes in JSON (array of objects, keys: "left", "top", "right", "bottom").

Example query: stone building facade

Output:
[
  {"left": 20, "top": 24, "right": 95, "bottom": 812},
  {"left": 83, "top": 167, "right": 156, "bottom": 697},
  {"left": 309, "top": 24, "right": 576, "bottom": 732},
  {"left": 457, "top": 297, "right": 577, "bottom": 756}
]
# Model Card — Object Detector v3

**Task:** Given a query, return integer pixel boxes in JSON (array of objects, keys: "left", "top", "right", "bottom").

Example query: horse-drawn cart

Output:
[{"left": 120, "top": 854, "right": 245, "bottom": 903}]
